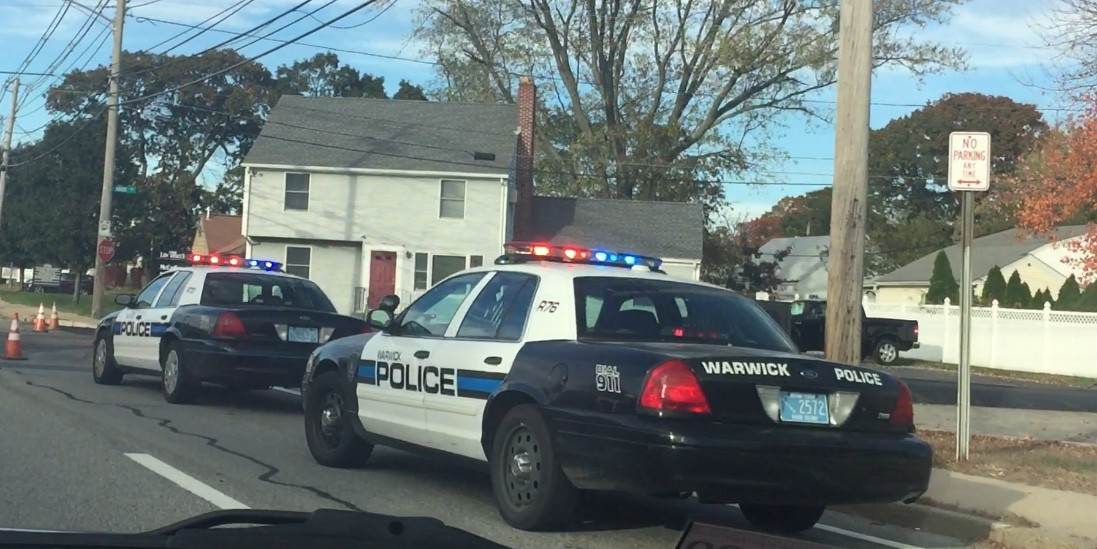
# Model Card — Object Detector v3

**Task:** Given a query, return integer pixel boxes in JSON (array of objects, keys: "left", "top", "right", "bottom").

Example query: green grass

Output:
[
  {"left": 893, "top": 358, "right": 1097, "bottom": 390},
  {"left": 0, "top": 287, "right": 124, "bottom": 320}
]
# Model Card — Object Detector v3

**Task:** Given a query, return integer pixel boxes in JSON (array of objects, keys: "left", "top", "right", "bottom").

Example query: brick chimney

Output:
[{"left": 514, "top": 76, "right": 536, "bottom": 241}]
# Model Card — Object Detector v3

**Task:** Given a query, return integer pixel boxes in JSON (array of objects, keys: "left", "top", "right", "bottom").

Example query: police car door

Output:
[
  {"left": 112, "top": 272, "right": 177, "bottom": 369},
  {"left": 424, "top": 271, "right": 539, "bottom": 460},
  {"left": 357, "top": 271, "right": 488, "bottom": 449}
]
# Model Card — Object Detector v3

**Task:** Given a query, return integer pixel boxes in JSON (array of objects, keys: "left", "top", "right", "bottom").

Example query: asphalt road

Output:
[
  {"left": 880, "top": 365, "right": 1097, "bottom": 412},
  {"left": 0, "top": 329, "right": 976, "bottom": 549}
]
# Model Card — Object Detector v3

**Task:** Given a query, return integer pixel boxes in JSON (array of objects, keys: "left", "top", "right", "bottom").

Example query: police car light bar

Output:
[
  {"left": 187, "top": 253, "right": 283, "bottom": 272},
  {"left": 499, "top": 242, "right": 663, "bottom": 270}
]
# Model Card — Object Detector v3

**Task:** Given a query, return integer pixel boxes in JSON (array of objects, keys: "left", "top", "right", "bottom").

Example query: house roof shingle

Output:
[
  {"left": 242, "top": 96, "right": 518, "bottom": 175},
  {"left": 874, "top": 225, "right": 1088, "bottom": 284},
  {"left": 528, "top": 196, "right": 704, "bottom": 260},
  {"left": 200, "top": 215, "right": 245, "bottom": 255}
]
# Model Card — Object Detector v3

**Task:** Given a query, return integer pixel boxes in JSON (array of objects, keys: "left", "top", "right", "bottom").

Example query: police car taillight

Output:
[
  {"left": 637, "top": 359, "right": 711, "bottom": 415},
  {"left": 212, "top": 311, "right": 248, "bottom": 339},
  {"left": 890, "top": 379, "right": 914, "bottom": 427}
]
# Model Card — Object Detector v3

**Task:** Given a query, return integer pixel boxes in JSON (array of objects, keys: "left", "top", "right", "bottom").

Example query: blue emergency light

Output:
[
  {"left": 499, "top": 242, "right": 662, "bottom": 270},
  {"left": 188, "top": 253, "right": 283, "bottom": 272}
]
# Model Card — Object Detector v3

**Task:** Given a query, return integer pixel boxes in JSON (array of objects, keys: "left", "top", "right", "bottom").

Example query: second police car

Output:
[
  {"left": 299, "top": 243, "right": 933, "bottom": 533},
  {"left": 93, "top": 254, "right": 368, "bottom": 404}
]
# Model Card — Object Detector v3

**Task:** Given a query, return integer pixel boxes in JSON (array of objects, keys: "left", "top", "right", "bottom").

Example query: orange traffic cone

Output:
[
  {"left": 33, "top": 303, "right": 48, "bottom": 332},
  {"left": 3, "top": 314, "right": 25, "bottom": 360},
  {"left": 49, "top": 302, "right": 59, "bottom": 331}
]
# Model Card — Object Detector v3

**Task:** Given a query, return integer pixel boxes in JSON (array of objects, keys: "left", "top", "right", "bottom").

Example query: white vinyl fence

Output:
[{"left": 863, "top": 299, "right": 1097, "bottom": 378}]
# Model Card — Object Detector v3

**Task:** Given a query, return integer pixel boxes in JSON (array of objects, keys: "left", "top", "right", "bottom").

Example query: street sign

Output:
[
  {"left": 113, "top": 185, "right": 136, "bottom": 194},
  {"left": 97, "top": 238, "right": 115, "bottom": 263},
  {"left": 948, "top": 131, "right": 991, "bottom": 192}
]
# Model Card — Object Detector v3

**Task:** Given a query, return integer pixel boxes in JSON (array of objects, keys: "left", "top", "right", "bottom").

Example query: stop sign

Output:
[{"left": 97, "top": 238, "right": 115, "bottom": 263}]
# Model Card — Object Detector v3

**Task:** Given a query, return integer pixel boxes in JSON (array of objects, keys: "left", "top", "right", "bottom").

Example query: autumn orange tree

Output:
[{"left": 1012, "top": 96, "right": 1097, "bottom": 278}]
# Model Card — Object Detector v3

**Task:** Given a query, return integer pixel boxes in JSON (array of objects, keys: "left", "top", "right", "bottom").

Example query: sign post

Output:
[{"left": 948, "top": 131, "right": 991, "bottom": 461}]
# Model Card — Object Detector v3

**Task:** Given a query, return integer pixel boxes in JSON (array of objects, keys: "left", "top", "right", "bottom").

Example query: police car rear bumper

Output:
[
  {"left": 551, "top": 414, "right": 932, "bottom": 506},
  {"left": 184, "top": 340, "right": 311, "bottom": 388}
]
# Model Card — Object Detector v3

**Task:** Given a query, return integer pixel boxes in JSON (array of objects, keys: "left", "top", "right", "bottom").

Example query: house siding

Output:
[
  {"left": 243, "top": 167, "right": 509, "bottom": 313},
  {"left": 1000, "top": 256, "right": 1065, "bottom": 301},
  {"left": 660, "top": 259, "right": 700, "bottom": 281},
  {"left": 876, "top": 285, "right": 928, "bottom": 305}
]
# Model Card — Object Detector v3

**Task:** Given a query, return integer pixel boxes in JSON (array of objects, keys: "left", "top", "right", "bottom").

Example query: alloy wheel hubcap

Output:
[{"left": 164, "top": 352, "right": 179, "bottom": 393}]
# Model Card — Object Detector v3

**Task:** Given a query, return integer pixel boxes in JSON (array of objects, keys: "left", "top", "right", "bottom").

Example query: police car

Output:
[
  {"left": 92, "top": 253, "right": 368, "bottom": 404},
  {"left": 299, "top": 243, "right": 932, "bottom": 533}
]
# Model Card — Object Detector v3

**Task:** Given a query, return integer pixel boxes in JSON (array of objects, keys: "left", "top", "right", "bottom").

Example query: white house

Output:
[
  {"left": 240, "top": 78, "right": 704, "bottom": 315},
  {"left": 871, "top": 225, "right": 1091, "bottom": 305}
]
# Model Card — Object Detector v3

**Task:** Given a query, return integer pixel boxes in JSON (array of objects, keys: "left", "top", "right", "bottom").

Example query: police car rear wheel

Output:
[
  {"left": 739, "top": 503, "right": 826, "bottom": 533},
  {"left": 92, "top": 336, "right": 123, "bottom": 385},
  {"left": 162, "top": 343, "right": 198, "bottom": 404},
  {"left": 490, "top": 404, "right": 578, "bottom": 531},
  {"left": 304, "top": 371, "right": 373, "bottom": 468}
]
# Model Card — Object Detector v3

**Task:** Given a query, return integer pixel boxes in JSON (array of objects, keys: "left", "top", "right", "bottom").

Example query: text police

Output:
[
  {"left": 117, "top": 321, "right": 155, "bottom": 337},
  {"left": 362, "top": 350, "right": 457, "bottom": 396}
]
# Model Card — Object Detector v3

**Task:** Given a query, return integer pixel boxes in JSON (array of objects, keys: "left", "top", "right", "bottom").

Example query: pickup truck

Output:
[{"left": 774, "top": 299, "right": 919, "bottom": 365}]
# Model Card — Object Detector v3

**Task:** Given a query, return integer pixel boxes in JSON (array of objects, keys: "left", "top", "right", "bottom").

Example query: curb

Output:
[
  {"left": 988, "top": 526, "right": 1095, "bottom": 549},
  {"left": 833, "top": 502, "right": 1009, "bottom": 543}
]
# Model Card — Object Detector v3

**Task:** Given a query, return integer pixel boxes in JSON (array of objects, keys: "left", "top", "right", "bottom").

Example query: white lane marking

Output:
[
  {"left": 726, "top": 504, "right": 927, "bottom": 549},
  {"left": 272, "top": 387, "right": 300, "bottom": 396},
  {"left": 125, "top": 453, "right": 250, "bottom": 510},
  {"left": 814, "top": 524, "right": 927, "bottom": 549}
]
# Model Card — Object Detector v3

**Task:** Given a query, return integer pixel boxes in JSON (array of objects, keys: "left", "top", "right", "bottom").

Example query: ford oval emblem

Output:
[{"left": 800, "top": 369, "right": 819, "bottom": 379}]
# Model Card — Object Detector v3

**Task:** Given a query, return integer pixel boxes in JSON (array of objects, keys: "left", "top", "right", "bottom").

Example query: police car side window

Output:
[
  {"left": 134, "top": 274, "right": 174, "bottom": 309},
  {"left": 456, "top": 273, "right": 538, "bottom": 340},
  {"left": 395, "top": 273, "right": 485, "bottom": 338},
  {"left": 155, "top": 272, "right": 192, "bottom": 308}
]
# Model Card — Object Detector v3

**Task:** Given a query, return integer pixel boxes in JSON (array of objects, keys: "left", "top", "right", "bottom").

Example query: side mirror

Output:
[
  {"left": 378, "top": 294, "right": 400, "bottom": 313},
  {"left": 114, "top": 294, "right": 134, "bottom": 307},
  {"left": 366, "top": 308, "right": 393, "bottom": 330}
]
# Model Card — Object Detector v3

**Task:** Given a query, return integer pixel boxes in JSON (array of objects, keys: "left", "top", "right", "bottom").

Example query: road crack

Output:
[{"left": 25, "top": 380, "right": 364, "bottom": 512}]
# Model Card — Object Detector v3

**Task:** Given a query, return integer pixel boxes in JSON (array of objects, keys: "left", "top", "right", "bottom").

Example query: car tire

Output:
[
  {"left": 739, "top": 503, "right": 826, "bottom": 533},
  {"left": 161, "top": 342, "right": 198, "bottom": 404},
  {"left": 91, "top": 335, "right": 123, "bottom": 385},
  {"left": 304, "top": 371, "right": 373, "bottom": 468},
  {"left": 490, "top": 404, "right": 579, "bottom": 531},
  {"left": 873, "top": 338, "right": 899, "bottom": 365}
]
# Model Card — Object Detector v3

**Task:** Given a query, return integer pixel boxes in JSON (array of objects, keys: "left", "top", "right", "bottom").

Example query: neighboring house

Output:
[
  {"left": 527, "top": 196, "right": 703, "bottom": 280},
  {"left": 758, "top": 235, "right": 830, "bottom": 300},
  {"left": 241, "top": 78, "right": 706, "bottom": 315},
  {"left": 190, "top": 213, "right": 245, "bottom": 256},
  {"left": 871, "top": 225, "right": 1090, "bottom": 305}
]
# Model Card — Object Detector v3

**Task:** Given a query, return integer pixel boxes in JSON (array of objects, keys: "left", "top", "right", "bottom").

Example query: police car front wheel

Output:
[
  {"left": 304, "top": 371, "right": 373, "bottom": 468},
  {"left": 489, "top": 404, "right": 578, "bottom": 531}
]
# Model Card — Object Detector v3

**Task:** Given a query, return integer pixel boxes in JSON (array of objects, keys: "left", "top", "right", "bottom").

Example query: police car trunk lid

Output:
[{"left": 227, "top": 308, "right": 363, "bottom": 345}]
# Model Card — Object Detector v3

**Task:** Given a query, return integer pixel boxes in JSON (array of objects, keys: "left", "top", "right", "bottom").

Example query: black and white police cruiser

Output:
[
  {"left": 300, "top": 242, "right": 933, "bottom": 533},
  {"left": 92, "top": 253, "right": 368, "bottom": 404}
]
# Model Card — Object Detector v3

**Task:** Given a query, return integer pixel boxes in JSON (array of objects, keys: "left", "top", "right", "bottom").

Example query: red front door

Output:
[{"left": 367, "top": 251, "right": 397, "bottom": 310}]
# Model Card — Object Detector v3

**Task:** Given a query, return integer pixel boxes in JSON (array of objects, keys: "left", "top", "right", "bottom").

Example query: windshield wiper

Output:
[{"left": 0, "top": 508, "right": 513, "bottom": 549}]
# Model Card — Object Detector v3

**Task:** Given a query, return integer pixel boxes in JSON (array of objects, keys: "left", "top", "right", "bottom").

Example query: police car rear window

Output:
[
  {"left": 573, "top": 277, "right": 797, "bottom": 353},
  {"left": 201, "top": 272, "right": 337, "bottom": 312}
]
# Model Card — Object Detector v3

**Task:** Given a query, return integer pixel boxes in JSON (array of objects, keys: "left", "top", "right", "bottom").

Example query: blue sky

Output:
[{"left": 0, "top": 0, "right": 1078, "bottom": 221}]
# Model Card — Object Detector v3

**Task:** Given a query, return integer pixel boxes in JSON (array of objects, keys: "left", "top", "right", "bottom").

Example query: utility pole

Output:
[
  {"left": 91, "top": 0, "right": 124, "bottom": 320},
  {"left": 0, "top": 78, "right": 19, "bottom": 230},
  {"left": 825, "top": 0, "right": 873, "bottom": 364}
]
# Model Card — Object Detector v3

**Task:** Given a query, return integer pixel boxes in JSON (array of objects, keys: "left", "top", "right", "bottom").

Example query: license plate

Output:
[
  {"left": 288, "top": 326, "right": 318, "bottom": 343},
  {"left": 778, "top": 391, "right": 830, "bottom": 425}
]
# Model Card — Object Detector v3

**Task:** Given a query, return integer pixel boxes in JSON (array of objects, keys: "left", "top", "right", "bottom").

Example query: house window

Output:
[
  {"left": 285, "top": 246, "right": 311, "bottom": 279},
  {"left": 432, "top": 255, "right": 467, "bottom": 285},
  {"left": 469, "top": 255, "right": 483, "bottom": 268},
  {"left": 414, "top": 252, "right": 429, "bottom": 290},
  {"left": 284, "top": 173, "right": 310, "bottom": 211},
  {"left": 439, "top": 180, "right": 465, "bottom": 219}
]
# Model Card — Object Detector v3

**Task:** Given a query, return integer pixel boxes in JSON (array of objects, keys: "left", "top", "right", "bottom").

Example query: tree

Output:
[
  {"left": 394, "top": 79, "right": 428, "bottom": 100},
  {"left": 868, "top": 93, "right": 1049, "bottom": 270},
  {"left": 415, "top": 0, "right": 964, "bottom": 211},
  {"left": 981, "top": 265, "right": 1007, "bottom": 305},
  {"left": 1076, "top": 281, "right": 1097, "bottom": 312},
  {"left": 274, "top": 52, "right": 387, "bottom": 98},
  {"left": 1039, "top": 0, "right": 1097, "bottom": 89},
  {"left": 1056, "top": 274, "right": 1082, "bottom": 310},
  {"left": 702, "top": 224, "right": 788, "bottom": 294},
  {"left": 1003, "top": 270, "right": 1030, "bottom": 308},
  {"left": 925, "top": 251, "right": 959, "bottom": 304}
]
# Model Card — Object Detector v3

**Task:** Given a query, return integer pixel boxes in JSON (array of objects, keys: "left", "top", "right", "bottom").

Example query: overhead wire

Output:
[
  {"left": 0, "top": 1, "right": 71, "bottom": 107},
  {"left": 141, "top": 0, "right": 255, "bottom": 55},
  {"left": 17, "top": 0, "right": 109, "bottom": 109}
]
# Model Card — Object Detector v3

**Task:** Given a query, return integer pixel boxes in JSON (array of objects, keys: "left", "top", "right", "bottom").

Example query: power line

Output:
[
  {"left": 142, "top": 0, "right": 255, "bottom": 55},
  {"left": 18, "top": 0, "right": 108, "bottom": 109}
]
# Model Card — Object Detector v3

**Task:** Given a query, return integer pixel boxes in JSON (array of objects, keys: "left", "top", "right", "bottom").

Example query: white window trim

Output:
[
  {"left": 283, "top": 172, "right": 311, "bottom": 212},
  {"left": 412, "top": 252, "right": 477, "bottom": 291},
  {"left": 284, "top": 244, "right": 313, "bottom": 279},
  {"left": 438, "top": 179, "right": 466, "bottom": 220}
]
